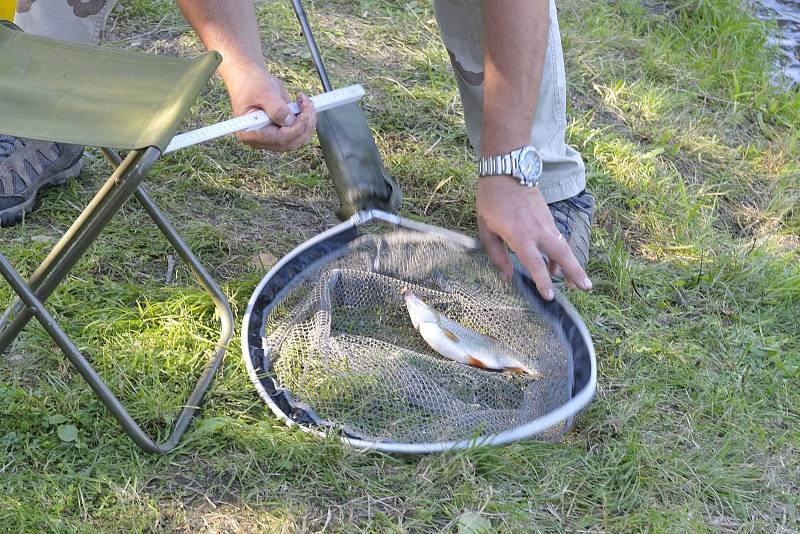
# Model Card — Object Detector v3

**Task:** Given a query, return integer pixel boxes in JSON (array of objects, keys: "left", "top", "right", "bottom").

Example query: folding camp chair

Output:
[{"left": 0, "top": 22, "right": 234, "bottom": 453}]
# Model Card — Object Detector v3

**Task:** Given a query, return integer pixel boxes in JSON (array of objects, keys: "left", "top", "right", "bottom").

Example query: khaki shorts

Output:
[{"left": 16, "top": 0, "right": 585, "bottom": 203}]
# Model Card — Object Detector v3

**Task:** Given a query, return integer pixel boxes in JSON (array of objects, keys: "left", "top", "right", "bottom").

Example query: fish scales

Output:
[{"left": 401, "top": 288, "right": 541, "bottom": 377}]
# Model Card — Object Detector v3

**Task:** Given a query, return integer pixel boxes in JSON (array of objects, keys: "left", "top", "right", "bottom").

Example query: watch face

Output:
[{"left": 519, "top": 147, "right": 542, "bottom": 182}]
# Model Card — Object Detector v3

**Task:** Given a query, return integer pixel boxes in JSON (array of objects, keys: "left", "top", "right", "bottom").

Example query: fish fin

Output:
[
  {"left": 433, "top": 313, "right": 460, "bottom": 341},
  {"left": 442, "top": 328, "right": 460, "bottom": 343},
  {"left": 466, "top": 355, "right": 488, "bottom": 369},
  {"left": 505, "top": 366, "right": 544, "bottom": 378}
]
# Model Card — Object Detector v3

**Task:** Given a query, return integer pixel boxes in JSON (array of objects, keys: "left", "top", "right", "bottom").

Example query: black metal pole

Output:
[{"left": 291, "top": 0, "right": 333, "bottom": 92}]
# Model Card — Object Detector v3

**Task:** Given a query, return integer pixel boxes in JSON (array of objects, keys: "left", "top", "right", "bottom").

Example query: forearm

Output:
[
  {"left": 177, "top": 0, "right": 266, "bottom": 80},
  {"left": 481, "top": 0, "right": 550, "bottom": 157},
  {"left": 176, "top": 0, "right": 315, "bottom": 149}
]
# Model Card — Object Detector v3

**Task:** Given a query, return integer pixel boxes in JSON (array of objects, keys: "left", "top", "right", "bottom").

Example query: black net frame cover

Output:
[{"left": 242, "top": 210, "right": 596, "bottom": 454}]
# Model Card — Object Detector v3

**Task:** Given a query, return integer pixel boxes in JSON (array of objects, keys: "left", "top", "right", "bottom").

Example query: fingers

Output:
[
  {"left": 539, "top": 232, "right": 592, "bottom": 291},
  {"left": 478, "top": 216, "right": 513, "bottom": 281},
  {"left": 509, "top": 237, "right": 555, "bottom": 301},
  {"left": 475, "top": 176, "right": 592, "bottom": 300},
  {"left": 478, "top": 219, "right": 557, "bottom": 300},
  {"left": 259, "top": 87, "right": 295, "bottom": 127},
  {"left": 295, "top": 92, "right": 317, "bottom": 138},
  {"left": 240, "top": 93, "right": 316, "bottom": 152}
]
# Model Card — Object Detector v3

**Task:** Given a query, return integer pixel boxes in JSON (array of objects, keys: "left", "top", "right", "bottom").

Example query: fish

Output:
[{"left": 401, "top": 288, "right": 542, "bottom": 377}]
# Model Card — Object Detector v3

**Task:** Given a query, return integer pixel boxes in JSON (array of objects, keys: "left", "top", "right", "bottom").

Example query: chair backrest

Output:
[{"left": 0, "top": 23, "right": 220, "bottom": 152}]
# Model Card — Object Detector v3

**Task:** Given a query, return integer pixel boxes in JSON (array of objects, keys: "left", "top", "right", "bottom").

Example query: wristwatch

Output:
[{"left": 478, "top": 144, "right": 543, "bottom": 188}]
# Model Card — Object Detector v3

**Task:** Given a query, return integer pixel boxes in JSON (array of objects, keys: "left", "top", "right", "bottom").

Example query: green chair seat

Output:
[
  {"left": 0, "top": 23, "right": 220, "bottom": 151},
  {"left": 0, "top": 24, "right": 233, "bottom": 454}
]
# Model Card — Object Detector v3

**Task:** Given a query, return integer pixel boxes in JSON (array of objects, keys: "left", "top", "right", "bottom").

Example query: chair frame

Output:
[{"left": 0, "top": 146, "right": 234, "bottom": 454}]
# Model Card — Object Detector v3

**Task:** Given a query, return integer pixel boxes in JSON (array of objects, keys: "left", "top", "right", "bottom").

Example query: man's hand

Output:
[
  {"left": 477, "top": 0, "right": 592, "bottom": 300},
  {"left": 178, "top": 0, "right": 316, "bottom": 153},
  {"left": 477, "top": 176, "right": 592, "bottom": 300},
  {"left": 224, "top": 63, "right": 316, "bottom": 152}
]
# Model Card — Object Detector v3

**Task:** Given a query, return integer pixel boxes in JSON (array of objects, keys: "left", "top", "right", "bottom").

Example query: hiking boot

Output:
[
  {"left": 548, "top": 189, "right": 595, "bottom": 269},
  {"left": 0, "top": 135, "right": 84, "bottom": 227}
]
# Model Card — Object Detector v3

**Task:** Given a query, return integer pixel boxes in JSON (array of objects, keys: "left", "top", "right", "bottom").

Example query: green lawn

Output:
[{"left": 1, "top": 0, "right": 798, "bottom": 531}]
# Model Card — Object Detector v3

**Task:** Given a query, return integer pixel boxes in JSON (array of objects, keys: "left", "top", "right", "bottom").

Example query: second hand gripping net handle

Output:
[{"left": 163, "top": 85, "right": 365, "bottom": 154}]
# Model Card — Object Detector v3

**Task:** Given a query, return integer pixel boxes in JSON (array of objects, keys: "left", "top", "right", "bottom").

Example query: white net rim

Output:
[{"left": 241, "top": 210, "right": 597, "bottom": 454}]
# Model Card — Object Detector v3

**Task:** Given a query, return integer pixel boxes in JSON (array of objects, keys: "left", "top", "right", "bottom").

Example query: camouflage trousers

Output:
[
  {"left": 12, "top": 0, "right": 585, "bottom": 203},
  {"left": 13, "top": 0, "right": 118, "bottom": 45}
]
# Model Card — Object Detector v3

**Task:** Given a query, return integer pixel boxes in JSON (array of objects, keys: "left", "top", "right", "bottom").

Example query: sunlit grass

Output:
[{"left": 0, "top": 0, "right": 798, "bottom": 531}]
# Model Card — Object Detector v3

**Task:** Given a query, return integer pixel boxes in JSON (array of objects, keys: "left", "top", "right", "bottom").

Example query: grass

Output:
[{"left": 1, "top": 0, "right": 798, "bottom": 531}]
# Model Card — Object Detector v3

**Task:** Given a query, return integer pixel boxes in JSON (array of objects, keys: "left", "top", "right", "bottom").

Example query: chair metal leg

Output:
[
  {"left": 133, "top": 186, "right": 235, "bottom": 450},
  {"left": 0, "top": 149, "right": 156, "bottom": 351},
  {"left": 105, "top": 149, "right": 235, "bottom": 450},
  {"left": 0, "top": 147, "right": 234, "bottom": 453}
]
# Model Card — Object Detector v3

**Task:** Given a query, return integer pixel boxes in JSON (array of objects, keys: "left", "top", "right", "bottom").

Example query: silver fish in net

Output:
[{"left": 401, "top": 287, "right": 543, "bottom": 377}]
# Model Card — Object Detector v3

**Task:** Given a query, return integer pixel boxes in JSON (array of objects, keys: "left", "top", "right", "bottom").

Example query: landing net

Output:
[{"left": 260, "top": 230, "right": 571, "bottom": 445}]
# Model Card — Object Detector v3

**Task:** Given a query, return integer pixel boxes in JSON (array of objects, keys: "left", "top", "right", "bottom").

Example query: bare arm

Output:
[
  {"left": 481, "top": 1, "right": 547, "bottom": 156},
  {"left": 476, "top": 0, "right": 591, "bottom": 299},
  {"left": 177, "top": 0, "right": 316, "bottom": 152}
]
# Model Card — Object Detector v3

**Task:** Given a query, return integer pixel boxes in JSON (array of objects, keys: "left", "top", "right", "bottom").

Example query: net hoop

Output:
[{"left": 241, "top": 210, "right": 597, "bottom": 454}]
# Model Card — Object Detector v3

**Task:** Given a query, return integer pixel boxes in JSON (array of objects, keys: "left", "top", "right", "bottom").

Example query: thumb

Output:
[{"left": 258, "top": 91, "right": 296, "bottom": 127}]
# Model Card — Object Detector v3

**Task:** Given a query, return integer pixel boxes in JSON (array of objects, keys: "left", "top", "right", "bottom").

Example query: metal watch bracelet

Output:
[{"left": 479, "top": 153, "right": 516, "bottom": 177}]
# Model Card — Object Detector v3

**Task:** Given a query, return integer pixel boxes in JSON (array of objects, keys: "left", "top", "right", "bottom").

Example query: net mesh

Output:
[{"left": 261, "top": 229, "right": 570, "bottom": 444}]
